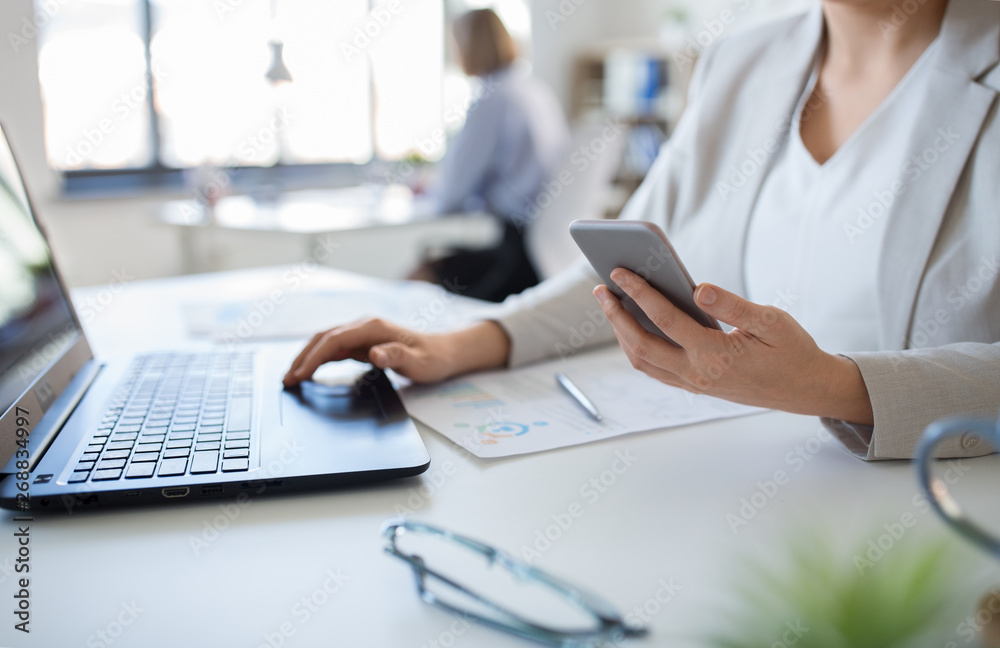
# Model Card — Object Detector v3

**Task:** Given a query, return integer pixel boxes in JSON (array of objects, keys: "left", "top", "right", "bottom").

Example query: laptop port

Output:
[
  {"left": 161, "top": 487, "right": 190, "bottom": 499},
  {"left": 124, "top": 490, "right": 140, "bottom": 497},
  {"left": 201, "top": 486, "right": 224, "bottom": 496}
]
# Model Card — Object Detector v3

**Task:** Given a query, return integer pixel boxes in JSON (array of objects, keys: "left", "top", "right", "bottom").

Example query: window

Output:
[{"left": 37, "top": 0, "right": 447, "bottom": 176}]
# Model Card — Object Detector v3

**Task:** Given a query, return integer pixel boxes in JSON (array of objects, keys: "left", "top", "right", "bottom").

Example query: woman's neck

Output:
[
  {"left": 800, "top": 0, "right": 949, "bottom": 164},
  {"left": 822, "top": 0, "right": 949, "bottom": 77}
]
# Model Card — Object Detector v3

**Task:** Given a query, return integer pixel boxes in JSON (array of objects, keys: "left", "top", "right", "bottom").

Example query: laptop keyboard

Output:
[{"left": 68, "top": 351, "right": 256, "bottom": 484}]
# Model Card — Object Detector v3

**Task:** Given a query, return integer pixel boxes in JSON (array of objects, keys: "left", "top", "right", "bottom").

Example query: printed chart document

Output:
[{"left": 400, "top": 345, "right": 764, "bottom": 458}]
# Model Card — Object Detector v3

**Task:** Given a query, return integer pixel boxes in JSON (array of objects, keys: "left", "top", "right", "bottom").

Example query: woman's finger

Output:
[
  {"left": 695, "top": 283, "right": 784, "bottom": 340},
  {"left": 284, "top": 330, "right": 328, "bottom": 382},
  {"left": 369, "top": 342, "right": 430, "bottom": 381},
  {"left": 595, "top": 285, "right": 687, "bottom": 371},
  {"left": 285, "top": 318, "right": 400, "bottom": 384},
  {"left": 610, "top": 268, "right": 710, "bottom": 349}
]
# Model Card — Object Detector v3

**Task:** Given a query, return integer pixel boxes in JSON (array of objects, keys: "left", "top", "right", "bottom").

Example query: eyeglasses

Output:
[
  {"left": 382, "top": 519, "right": 648, "bottom": 647},
  {"left": 917, "top": 416, "right": 1000, "bottom": 559}
]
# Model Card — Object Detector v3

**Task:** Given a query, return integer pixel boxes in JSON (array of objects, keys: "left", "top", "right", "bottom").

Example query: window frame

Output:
[{"left": 56, "top": 0, "right": 445, "bottom": 197}]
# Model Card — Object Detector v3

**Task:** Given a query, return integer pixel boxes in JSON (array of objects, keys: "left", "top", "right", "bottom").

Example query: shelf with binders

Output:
[{"left": 569, "top": 40, "right": 694, "bottom": 205}]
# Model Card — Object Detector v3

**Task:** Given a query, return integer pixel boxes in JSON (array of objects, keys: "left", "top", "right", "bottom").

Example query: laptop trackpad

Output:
[
  {"left": 289, "top": 380, "right": 384, "bottom": 420},
  {"left": 269, "top": 366, "right": 422, "bottom": 474}
]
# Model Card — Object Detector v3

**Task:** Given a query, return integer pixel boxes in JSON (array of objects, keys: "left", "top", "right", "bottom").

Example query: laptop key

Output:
[
  {"left": 163, "top": 448, "right": 190, "bottom": 459},
  {"left": 131, "top": 452, "right": 159, "bottom": 463},
  {"left": 223, "top": 449, "right": 249, "bottom": 459},
  {"left": 135, "top": 443, "right": 162, "bottom": 454},
  {"left": 168, "top": 430, "right": 195, "bottom": 440},
  {"left": 225, "top": 439, "right": 250, "bottom": 449},
  {"left": 97, "top": 458, "right": 127, "bottom": 470},
  {"left": 125, "top": 462, "right": 156, "bottom": 479},
  {"left": 81, "top": 452, "right": 100, "bottom": 462},
  {"left": 158, "top": 458, "right": 187, "bottom": 477},
  {"left": 195, "top": 442, "right": 220, "bottom": 452},
  {"left": 227, "top": 397, "right": 252, "bottom": 432},
  {"left": 190, "top": 451, "right": 219, "bottom": 474},
  {"left": 106, "top": 441, "right": 134, "bottom": 451},
  {"left": 226, "top": 431, "right": 250, "bottom": 440},
  {"left": 92, "top": 468, "right": 123, "bottom": 481},
  {"left": 75, "top": 461, "right": 95, "bottom": 472},
  {"left": 221, "top": 458, "right": 250, "bottom": 472},
  {"left": 102, "top": 449, "right": 131, "bottom": 460},
  {"left": 167, "top": 439, "right": 192, "bottom": 449},
  {"left": 68, "top": 471, "right": 90, "bottom": 483}
]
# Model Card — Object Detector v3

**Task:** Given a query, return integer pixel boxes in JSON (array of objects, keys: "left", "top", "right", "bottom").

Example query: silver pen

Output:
[{"left": 555, "top": 372, "right": 603, "bottom": 422}]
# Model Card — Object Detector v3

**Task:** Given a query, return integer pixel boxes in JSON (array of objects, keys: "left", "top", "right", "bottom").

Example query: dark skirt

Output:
[{"left": 432, "top": 222, "right": 540, "bottom": 303}]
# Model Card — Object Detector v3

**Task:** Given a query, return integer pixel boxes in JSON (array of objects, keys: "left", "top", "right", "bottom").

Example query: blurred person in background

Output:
[{"left": 410, "top": 8, "right": 570, "bottom": 303}]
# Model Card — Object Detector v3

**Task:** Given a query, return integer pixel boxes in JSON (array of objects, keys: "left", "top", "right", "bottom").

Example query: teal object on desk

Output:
[{"left": 916, "top": 413, "right": 1000, "bottom": 558}]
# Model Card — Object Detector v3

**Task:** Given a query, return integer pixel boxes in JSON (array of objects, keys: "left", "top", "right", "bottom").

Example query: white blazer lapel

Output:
[
  {"left": 696, "top": 7, "right": 823, "bottom": 294},
  {"left": 877, "top": 0, "right": 1000, "bottom": 350}
]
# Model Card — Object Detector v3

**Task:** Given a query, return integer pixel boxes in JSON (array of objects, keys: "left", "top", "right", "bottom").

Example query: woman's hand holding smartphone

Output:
[{"left": 571, "top": 220, "right": 874, "bottom": 425}]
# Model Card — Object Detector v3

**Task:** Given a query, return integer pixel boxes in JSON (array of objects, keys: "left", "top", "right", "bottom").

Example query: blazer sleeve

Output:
[
  {"left": 488, "top": 47, "right": 720, "bottom": 368},
  {"left": 488, "top": 130, "right": 695, "bottom": 367},
  {"left": 822, "top": 342, "right": 1000, "bottom": 460}
]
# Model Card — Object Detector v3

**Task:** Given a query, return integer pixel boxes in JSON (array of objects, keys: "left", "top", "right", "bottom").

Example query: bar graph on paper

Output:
[{"left": 400, "top": 345, "right": 764, "bottom": 458}]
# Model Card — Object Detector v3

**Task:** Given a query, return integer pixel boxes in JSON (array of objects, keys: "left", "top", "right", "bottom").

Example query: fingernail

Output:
[
  {"left": 610, "top": 269, "right": 626, "bottom": 287},
  {"left": 697, "top": 285, "right": 717, "bottom": 305},
  {"left": 594, "top": 289, "right": 608, "bottom": 306}
]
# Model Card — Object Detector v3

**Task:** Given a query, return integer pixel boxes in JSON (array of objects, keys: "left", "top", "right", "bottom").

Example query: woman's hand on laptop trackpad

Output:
[{"left": 282, "top": 318, "right": 511, "bottom": 387}]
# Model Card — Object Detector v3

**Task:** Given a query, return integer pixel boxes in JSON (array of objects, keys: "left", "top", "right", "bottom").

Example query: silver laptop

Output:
[{"left": 0, "top": 124, "right": 429, "bottom": 512}]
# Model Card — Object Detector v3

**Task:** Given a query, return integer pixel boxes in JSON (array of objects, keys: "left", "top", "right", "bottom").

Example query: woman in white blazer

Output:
[{"left": 286, "top": 0, "right": 1000, "bottom": 461}]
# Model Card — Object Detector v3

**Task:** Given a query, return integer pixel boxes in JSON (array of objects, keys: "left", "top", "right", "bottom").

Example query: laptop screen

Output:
[{"left": 0, "top": 126, "right": 79, "bottom": 420}]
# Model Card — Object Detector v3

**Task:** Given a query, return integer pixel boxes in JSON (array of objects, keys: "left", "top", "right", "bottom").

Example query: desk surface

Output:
[
  {"left": 3, "top": 266, "right": 997, "bottom": 647},
  {"left": 159, "top": 184, "right": 484, "bottom": 234}
]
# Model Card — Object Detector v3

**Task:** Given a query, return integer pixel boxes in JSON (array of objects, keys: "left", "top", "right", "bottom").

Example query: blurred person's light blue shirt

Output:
[{"left": 430, "top": 65, "right": 570, "bottom": 227}]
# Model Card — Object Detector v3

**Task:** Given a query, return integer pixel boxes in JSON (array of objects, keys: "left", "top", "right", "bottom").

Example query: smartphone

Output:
[{"left": 569, "top": 219, "right": 722, "bottom": 346}]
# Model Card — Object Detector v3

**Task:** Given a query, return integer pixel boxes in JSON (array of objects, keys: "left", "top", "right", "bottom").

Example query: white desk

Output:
[
  {"left": 2, "top": 266, "right": 997, "bottom": 647},
  {"left": 158, "top": 185, "right": 497, "bottom": 278}
]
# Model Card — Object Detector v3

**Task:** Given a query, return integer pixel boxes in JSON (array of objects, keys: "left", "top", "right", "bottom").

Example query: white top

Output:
[
  {"left": 744, "top": 39, "right": 941, "bottom": 353},
  {"left": 429, "top": 65, "right": 570, "bottom": 226}
]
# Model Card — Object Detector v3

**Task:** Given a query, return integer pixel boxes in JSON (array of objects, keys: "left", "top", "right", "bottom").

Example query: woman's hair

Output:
[{"left": 452, "top": 9, "right": 517, "bottom": 77}]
